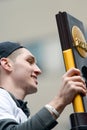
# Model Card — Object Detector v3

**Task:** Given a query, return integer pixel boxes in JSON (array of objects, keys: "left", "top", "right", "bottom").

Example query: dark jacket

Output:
[{"left": 0, "top": 88, "right": 58, "bottom": 130}]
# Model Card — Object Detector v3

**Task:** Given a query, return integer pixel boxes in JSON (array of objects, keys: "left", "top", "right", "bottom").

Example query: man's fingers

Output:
[{"left": 64, "top": 68, "right": 81, "bottom": 77}]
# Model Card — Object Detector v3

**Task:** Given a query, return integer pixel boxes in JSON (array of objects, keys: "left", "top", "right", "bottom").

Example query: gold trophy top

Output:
[{"left": 72, "top": 26, "right": 87, "bottom": 58}]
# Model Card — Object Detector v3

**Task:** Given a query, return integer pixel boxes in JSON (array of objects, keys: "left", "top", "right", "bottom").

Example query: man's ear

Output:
[{"left": 0, "top": 58, "right": 13, "bottom": 72}]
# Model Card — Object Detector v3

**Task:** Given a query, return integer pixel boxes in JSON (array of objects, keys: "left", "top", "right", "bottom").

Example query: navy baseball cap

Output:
[{"left": 0, "top": 41, "right": 24, "bottom": 59}]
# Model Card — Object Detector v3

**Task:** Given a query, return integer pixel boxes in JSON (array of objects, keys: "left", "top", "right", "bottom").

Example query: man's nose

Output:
[{"left": 34, "top": 64, "right": 42, "bottom": 75}]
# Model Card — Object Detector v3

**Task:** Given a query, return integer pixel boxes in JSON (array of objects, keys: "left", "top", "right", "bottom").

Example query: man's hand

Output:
[{"left": 48, "top": 68, "right": 87, "bottom": 118}]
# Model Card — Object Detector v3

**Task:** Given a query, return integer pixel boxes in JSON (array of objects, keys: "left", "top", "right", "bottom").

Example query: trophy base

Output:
[{"left": 70, "top": 112, "right": 87, "bottom": 130}]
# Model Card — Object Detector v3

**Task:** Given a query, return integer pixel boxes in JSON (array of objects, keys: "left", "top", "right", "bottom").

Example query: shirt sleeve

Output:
[{"left": 0, "top": 107, "right": 58, "bottom": 130}]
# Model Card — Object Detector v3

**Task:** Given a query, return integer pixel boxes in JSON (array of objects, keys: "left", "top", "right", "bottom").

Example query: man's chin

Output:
[{"left": 29, "top": 87, "right": 38, "bottom": 94}]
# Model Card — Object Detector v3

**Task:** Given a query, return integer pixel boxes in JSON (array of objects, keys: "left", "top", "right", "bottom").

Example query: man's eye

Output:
[
  {"left": 28, "top": 59, "right": 34, "bottom": 64},
  {"left": 27, "top": 58, "right": 35, "bottom": 64},
  {"left": 26, "top": 56, "right": 36, "bottom": 65}
]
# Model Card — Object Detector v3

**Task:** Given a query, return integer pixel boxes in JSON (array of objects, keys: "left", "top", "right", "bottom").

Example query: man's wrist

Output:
[{"left": 45, "top": 104, "right": 60, "bottom": 119}]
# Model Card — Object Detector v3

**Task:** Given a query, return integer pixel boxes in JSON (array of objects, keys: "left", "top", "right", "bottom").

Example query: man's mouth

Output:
[{"left": 32, "top": 75, "right": 38, "bottom": 85}]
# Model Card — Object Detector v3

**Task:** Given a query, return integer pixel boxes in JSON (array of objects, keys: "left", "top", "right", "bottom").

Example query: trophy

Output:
[{"left": 56, "top": 11, "right": 87, "bottom": 130}]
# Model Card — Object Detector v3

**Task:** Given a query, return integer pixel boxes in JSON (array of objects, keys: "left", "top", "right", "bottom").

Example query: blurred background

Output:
[{"left": 0, "top": 0, "right": 87, "bottom": 129}]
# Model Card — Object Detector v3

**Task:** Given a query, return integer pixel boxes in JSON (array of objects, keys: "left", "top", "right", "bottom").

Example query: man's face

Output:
[{"left": 11, "top": 48, "right": 41, "bottom": 95}]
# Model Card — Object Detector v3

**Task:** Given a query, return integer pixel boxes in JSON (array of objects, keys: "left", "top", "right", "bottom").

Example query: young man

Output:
[{"left": 0, "top": 41, "right": 86, "bottom": 130}]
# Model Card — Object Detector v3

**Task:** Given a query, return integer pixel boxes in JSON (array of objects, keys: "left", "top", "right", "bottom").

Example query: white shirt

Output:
[{"left": 0, "top": 88, "right": 28, "bottom": 123}]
